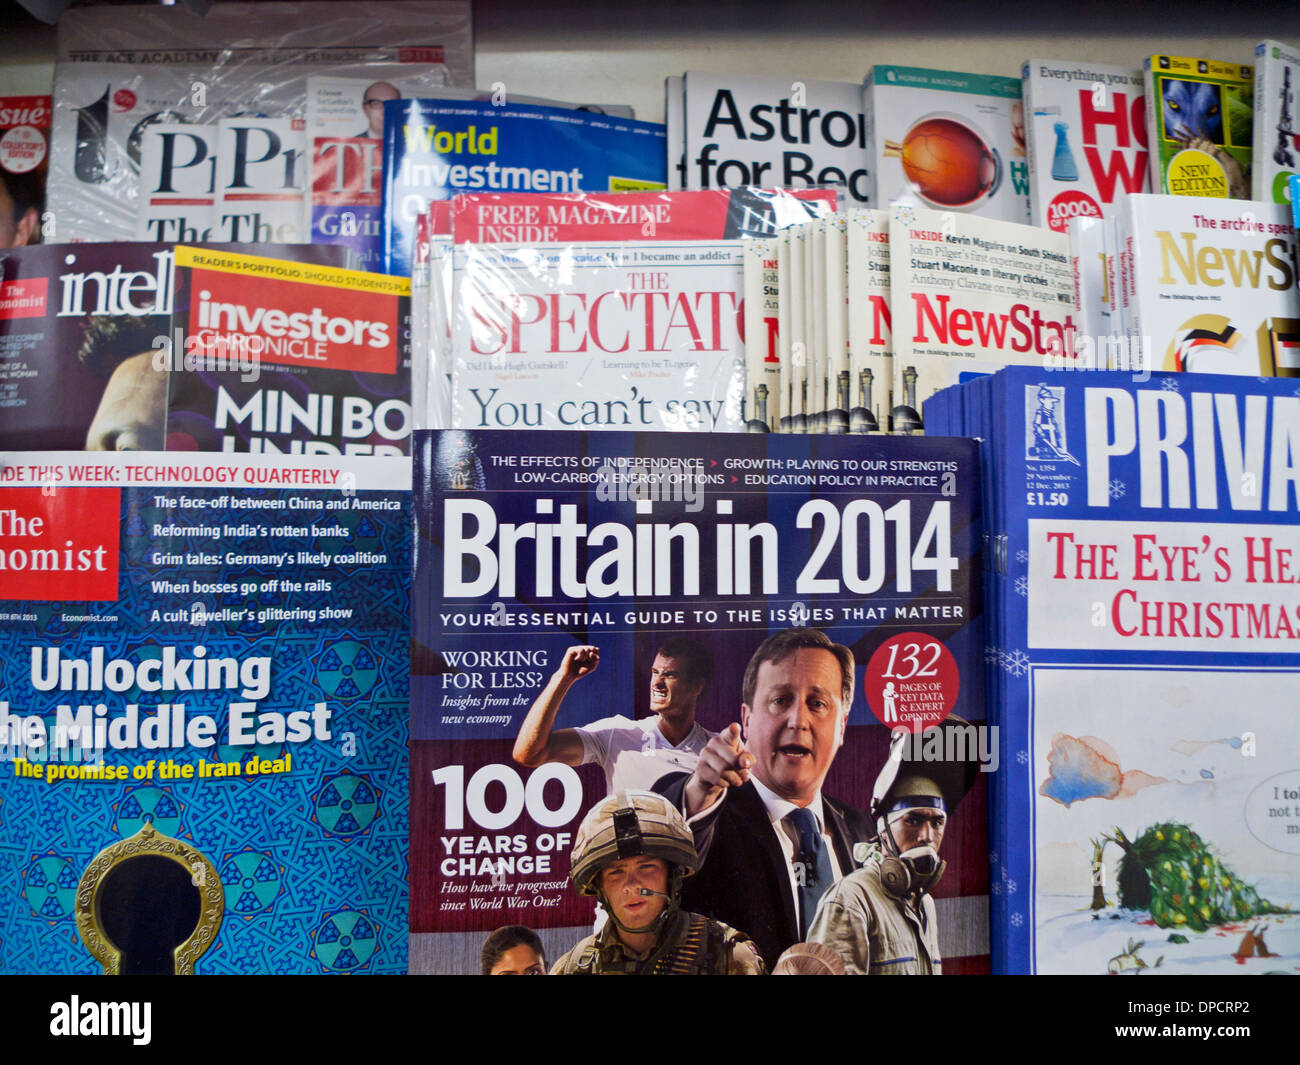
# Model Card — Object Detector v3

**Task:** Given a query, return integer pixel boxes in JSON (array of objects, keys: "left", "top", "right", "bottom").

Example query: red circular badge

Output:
[
  {"left": 112, "top": 88, "right": 137, "bottom": 112},
  {"left": 863, "top": 632, "right": 959, "bottom": 733},
  {"left": 0, "top": 126, "right": 45, "bottom": 174},
  {"left": 1045, "top": 190, "right": 1102, "bottom": 233}
]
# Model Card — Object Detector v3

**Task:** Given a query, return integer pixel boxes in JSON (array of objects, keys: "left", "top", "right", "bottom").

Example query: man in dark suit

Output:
[{"left": 655, "top": 627, "right": 871, "bottom": 968}]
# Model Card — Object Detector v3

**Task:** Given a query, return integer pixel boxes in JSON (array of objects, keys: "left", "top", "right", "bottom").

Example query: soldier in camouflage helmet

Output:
[{"left": 551, "top": 790, "right": 765, "bottom": 975}]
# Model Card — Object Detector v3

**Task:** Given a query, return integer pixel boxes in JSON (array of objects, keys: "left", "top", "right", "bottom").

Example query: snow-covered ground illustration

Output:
[
  {"left": 1035, "top": 889, "right": 1298, "bottom": 975},
  {"left": 1030, "top": 667, "right": 1300, "bottom": 975}
]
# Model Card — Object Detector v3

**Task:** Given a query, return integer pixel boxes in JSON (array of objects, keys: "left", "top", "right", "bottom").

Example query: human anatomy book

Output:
[
  {"left": 1143, "top": 54, "right": 1254, "bottom": 199},
  {"left": 166, "top": 246, "right": 412, "bottom": 454},
  {"left": 1117, "top": 193, "right": 1300, "bottom": 376},
  {"left": 1022, "top": 60, "right": 1150, "bottom": 232},
  {"left": 863, "top": 66, "right": 1029, "bottom": 222},
  {"left": 0, "top": 450, "right": 411, "bottom": 973},
  {"left": 450, "top": 188, "right": 833, "bottom": 434},
  {"left": 1252, "top": 40, "right": 1300, "bottom": 206},
  {"left": 411, "top": 427, "right": 989, "bottom": 974},
  {"left": 926, "top": 367, "right": 1300, "bottom": 975},
  {"left": 681, "top": 72, "right": 870, "bottom": 204},
  {"left": 888, "top": 204, "right": 1074, "bottom": 432}
]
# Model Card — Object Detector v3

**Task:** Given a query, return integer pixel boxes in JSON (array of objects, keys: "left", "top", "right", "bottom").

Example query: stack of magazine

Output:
[
  {"left": 927, "top": 366, "right": 1300, "bottom": 974},
  {"left": 411, "top": 187, "right": 836, "bottom": 434}
]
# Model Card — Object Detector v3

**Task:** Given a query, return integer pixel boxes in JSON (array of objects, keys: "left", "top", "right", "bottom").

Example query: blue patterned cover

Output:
[{"left": 0, "top": 453, "right": 410, "bottom": 974}]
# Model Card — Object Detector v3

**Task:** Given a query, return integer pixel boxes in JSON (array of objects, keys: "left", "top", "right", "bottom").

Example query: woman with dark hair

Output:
[{"left": 480, "top": 924, "right": 547, "bottom": 975}]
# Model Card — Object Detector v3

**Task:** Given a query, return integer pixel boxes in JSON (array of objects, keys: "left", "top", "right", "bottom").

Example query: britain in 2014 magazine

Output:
[{"left": 411, "top": 427, "right": 990, "bottom": 975}]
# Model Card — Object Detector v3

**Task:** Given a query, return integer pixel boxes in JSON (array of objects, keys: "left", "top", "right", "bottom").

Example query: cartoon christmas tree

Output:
[{"left": 1102, "top": 821, "right": 1285, "bottom": 932}]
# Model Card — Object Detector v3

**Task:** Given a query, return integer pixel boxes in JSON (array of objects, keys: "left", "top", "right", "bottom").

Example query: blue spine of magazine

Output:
[{"left": 972, "top": 366, "right": 1300, "bottom": 974}]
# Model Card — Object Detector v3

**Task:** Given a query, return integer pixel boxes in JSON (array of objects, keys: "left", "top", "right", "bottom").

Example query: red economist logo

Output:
[{"left": 0, "top": 487, "right": 120, "bottom": 601}]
